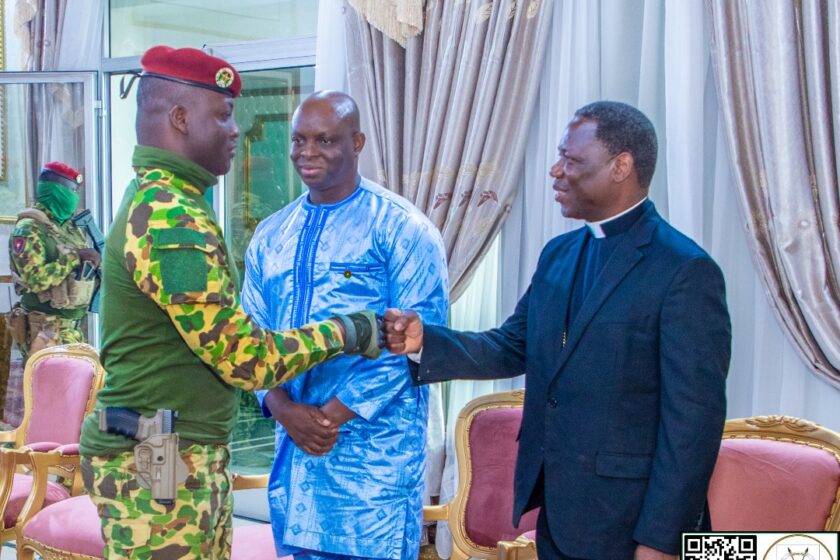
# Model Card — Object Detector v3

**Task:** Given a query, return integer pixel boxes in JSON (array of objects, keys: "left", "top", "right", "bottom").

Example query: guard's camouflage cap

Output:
[
  {"left": 40, "top": 161, "right": 83, "bottom": 189},
  {"left": 140, "top": 45, "right": 242, "bottom": 98}
]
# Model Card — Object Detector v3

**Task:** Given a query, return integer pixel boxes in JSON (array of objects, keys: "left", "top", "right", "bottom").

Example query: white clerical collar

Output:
[{"left": 585, "top": 197, "right": 649, "bottom": 239}]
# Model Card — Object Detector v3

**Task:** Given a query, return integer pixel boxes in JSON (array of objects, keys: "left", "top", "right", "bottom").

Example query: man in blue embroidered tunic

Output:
[{"left": 242, "top": 91, "right": 449, "bottom": 560}]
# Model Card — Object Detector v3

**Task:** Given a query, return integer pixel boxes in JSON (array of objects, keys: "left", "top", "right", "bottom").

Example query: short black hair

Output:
[
  {"left": 136, "top": 76, "right": 193, "bottom": 138},
  {"left": 574, "top": 101, "right": 658, "bottom": 188},
  {"left": 136, "top": 76, "right": 186, "bottom": 111}
]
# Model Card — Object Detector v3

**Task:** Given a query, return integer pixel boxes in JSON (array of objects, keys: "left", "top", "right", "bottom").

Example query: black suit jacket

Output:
[{"left": 412, "top": 203, "right": 730, "bottom": 559}]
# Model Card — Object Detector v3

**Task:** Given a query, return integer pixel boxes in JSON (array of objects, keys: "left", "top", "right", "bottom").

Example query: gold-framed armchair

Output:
[
  {"left": 423, "top": 390, "right": 538, "bottom": 560},
  {"left": 0, "top": 343, "right": 104, "bottom": 545},
  {"left": 708, "top": 415, "right": 840, "bottom": 531},
  {"left": 496, "top": 413, "right": 840, "bottom": 559}
]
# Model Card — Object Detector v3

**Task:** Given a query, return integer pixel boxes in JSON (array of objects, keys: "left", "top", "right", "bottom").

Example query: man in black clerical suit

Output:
[{"left": 384, "top": 101, "right": 731, "bottom": 560}]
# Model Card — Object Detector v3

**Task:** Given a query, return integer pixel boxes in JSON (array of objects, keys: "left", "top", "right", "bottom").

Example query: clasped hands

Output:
[
  {"left": 264, "top": 389, "right": 356, "bottom": 456},
  {"left": 269, "top": 309, "right": 422, "bottom": 455}
]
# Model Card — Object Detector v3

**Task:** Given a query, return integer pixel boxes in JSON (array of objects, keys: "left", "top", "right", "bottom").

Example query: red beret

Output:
[
  {"left": 40, "top": 162, "right": 83, "bottom": 189},
  {"left": 140, "top": 45, "right": 241, "bottom": 98}
]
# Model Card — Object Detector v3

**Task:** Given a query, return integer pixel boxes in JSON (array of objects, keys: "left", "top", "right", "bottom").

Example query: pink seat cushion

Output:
[
  {"left": 5, "top": 474, "right": 71, "bottom": 528},
  {"left": 26, "top": 356, "right": 94, "bottom": 446},
  {"left": 22, "top": 495, "right": 103, "bottom": 557},
  {"left": 520, "top": 530, "right": 536, "bottom": 540},
  {"left": 709, "top": 438, "right": 840, "bottom": 531},
  {"left": 26, "top": 442, "right": 61, "bottom": 452},
  {"left": 463, "top": 407, "right": 539, "bottom": 547},
  {"left": 25, "top": 497, "right": 293, "bottom": 559},
  {"left": 231, "top": 524, "right": 294, "bottom": 560}
]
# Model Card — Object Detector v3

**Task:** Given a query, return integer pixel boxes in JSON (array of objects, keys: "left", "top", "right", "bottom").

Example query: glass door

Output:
[
  {"left": 224, "top": 67, "right": 315, "bottom": 487},
  {"left": 0, "top": 72, "right": 100, "bottom": 428},
  {"left": 226, "top": 67, "right": 315, "bottom": 276},
  {"left": 0, "top": 72, "right": 101, "bottom": 280}
]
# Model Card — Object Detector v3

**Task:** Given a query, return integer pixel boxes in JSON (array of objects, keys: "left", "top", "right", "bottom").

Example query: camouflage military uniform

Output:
[
  {"left": 8, "top": 203, "right": 94, "bottom": 361},
  {"left": 82, "top": 445, "right": 232, "bottom": 559},
  {"left": 80, "top": 146, "right": 347, "bottom": 559}
]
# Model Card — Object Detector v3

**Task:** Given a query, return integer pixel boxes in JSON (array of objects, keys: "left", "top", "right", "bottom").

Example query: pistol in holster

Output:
[{"left": 98, "top": 407, "right": 188, "bottom": 505}]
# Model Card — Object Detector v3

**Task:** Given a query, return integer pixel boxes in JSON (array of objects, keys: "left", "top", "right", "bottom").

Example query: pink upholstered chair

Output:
[
  {"left": 708, "top": 415, "right": 840, "bottom": 531},
  {"left": 0, "top": 343, "right": 104, "bottom": 545},
  {"left": 497, "top": 414, "right": 840, "bottom": 558},
  {"left": 18, "top": 472, "right": 295, "bottom": 559},
  {"left": 423, "top": 390, "right": 538, "bottom": 560}
]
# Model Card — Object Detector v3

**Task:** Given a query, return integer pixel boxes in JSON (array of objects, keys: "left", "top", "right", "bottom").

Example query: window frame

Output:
[{"left": 100, "top": 44, "right": 316, "bottom": 231}]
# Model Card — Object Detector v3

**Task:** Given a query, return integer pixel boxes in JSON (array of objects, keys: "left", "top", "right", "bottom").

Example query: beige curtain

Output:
[
  {"left": 347, "top": 0, "right": 424, "bottom": 47},
  {"left": 706, "top": 0, "right": 840, "bottom": 388},
  {"left": 15, "top": 0, "right": 68, "bottom": 70},
  {"left": 15, "top": 0, "right": 86, "bottom": 206},
  {"left": 346, "top": 0, "right": 553, "bottom": 299}
]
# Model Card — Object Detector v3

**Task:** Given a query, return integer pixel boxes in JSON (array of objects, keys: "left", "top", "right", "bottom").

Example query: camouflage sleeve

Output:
[
  {"left": 124, "top": 185, "right": 345, "bottom": 391},
  {"left": 10, "top": 221, "right": 80, "bottom": 292}
]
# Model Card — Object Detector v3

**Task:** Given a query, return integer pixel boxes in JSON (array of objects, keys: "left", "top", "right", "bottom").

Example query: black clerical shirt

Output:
[{"left": 567, "top": 198, "right": 652, "bottom": 329}]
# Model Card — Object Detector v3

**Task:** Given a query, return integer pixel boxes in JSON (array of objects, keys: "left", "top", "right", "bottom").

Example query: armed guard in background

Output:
[{"left": 7, "top": 162, "right": 101, "bottom": 361}]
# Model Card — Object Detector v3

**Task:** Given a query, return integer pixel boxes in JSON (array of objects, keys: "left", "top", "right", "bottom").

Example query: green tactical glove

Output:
[{"left": 333, "top": 310, "right": 384, "bottom": 359}]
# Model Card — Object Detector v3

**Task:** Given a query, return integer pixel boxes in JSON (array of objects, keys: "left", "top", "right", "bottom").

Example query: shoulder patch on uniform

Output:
[
  {"left": 12, "top": 237, "right": 25, "bottom": 255},
  {"left": 155, "top": 227, "right": 207, "bottom": 248},
  {"left": 151, "top": 227, "right": 210, "bottom": 295}
]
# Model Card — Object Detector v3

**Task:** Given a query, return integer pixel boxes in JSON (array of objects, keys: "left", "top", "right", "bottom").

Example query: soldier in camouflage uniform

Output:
[
  {"left": 7, "top": 162, "right": 100, "bottom": 362},
  {"left": 78, "top": 46, "right": 381, "bottom": 559}
]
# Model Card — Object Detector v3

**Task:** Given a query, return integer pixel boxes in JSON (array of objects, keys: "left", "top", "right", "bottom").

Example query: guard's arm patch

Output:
[
  {"left": 9, "top": 221, "right": 79, "bottom": 291},
  {"left": 12, "top": 236, "right": 25, "bottom": 255}
]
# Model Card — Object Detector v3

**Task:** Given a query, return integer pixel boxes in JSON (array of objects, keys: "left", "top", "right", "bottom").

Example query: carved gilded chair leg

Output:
[
  {"left": 16, "top": 544, "right": 35, "bottom": 560},
  {"left": 497, "top": 535, "right": 538, "bottom": 560},
  {"left": 450, "top": 545, "right": 471, "bottom": 560}
]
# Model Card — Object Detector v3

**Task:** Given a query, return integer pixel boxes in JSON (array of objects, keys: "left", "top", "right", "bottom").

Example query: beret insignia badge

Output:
[{"left": 215, "top": 67, "right": 235, "bottom": 89}]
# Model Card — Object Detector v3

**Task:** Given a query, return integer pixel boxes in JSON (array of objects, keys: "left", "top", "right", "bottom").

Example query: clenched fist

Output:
[{"left": 382, "top": 309, "right": 424, "bottom": 355}]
